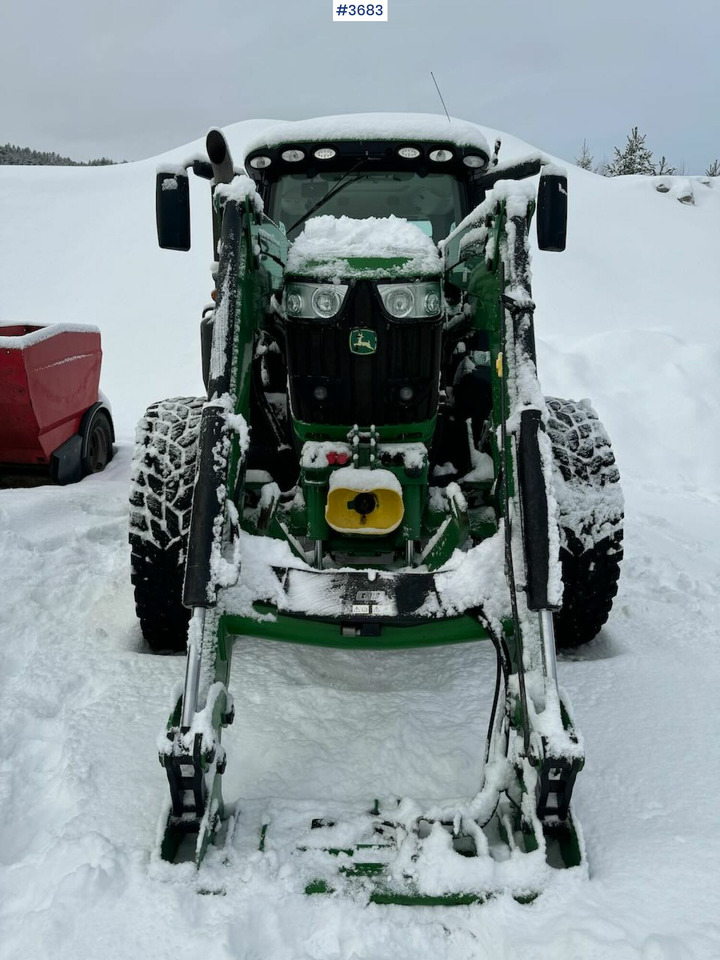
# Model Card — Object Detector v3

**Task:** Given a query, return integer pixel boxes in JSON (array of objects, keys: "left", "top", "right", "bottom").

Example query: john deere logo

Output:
[{"left": 349, "top": 328, "right": 377, "bottom": 355}]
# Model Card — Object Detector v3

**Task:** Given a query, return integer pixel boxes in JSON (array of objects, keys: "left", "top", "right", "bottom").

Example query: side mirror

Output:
[
  {"left": 537, "top": 171, "right": 567, "bottom": 252},
  {"left": 156, "top": 171, "right": 190, "bottom": 250}
]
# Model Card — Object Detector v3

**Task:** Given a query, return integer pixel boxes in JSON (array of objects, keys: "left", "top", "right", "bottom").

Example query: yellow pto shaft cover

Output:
[{"left": 326, "top": 466, "right": 404, "bottom": 535}]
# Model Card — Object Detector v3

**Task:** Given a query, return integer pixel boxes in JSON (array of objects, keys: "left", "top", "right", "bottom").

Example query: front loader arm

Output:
[
  {"left": 183, "top": 197, "right": 251, "bottom": 608},
  {"left": 443, "top": 185, "right": 584, "bottom": 845},
  {"left": 159, "top": 187, "right": 268, "bottom": 863}
]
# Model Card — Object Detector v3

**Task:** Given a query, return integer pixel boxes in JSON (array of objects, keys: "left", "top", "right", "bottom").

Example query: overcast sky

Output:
[{"left": 1, "top": 0, "right": 717, "bottom": 172}]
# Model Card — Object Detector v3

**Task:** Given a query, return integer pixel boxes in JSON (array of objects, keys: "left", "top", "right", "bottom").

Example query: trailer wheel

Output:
[
  {"left": 129, "top": 397, "right": 203, "bottom": 652},
  {"left": 82, "top": 408, "right": 114, "bottom": 475},
  {"left": 545, "top": 397, "right": 624, "bottom": 649}
]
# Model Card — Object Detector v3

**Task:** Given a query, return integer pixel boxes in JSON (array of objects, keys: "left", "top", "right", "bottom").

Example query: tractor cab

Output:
[
  {"left": 239, "top": 129, "right": 495, "bottom": 568},
  {"left": 243, "top": 135, "right": 490, "bottom": 241},
  {"left": 156, "top": 120, "right": 568, "bottom": 571}
]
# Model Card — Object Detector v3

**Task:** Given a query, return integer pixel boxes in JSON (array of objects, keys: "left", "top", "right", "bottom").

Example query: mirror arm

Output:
[
  {"left": 473, "top": 158, "right": 544, "bottom": 192},
  {"left": 192, "top": 159, "right": 214, "bottom": 180}
]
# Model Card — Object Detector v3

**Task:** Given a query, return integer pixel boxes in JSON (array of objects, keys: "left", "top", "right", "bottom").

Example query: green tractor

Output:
[{"left": 130, "top": 116, "right": 623, "bottom": 903}]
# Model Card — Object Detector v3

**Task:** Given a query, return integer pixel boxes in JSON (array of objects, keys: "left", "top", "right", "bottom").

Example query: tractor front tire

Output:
[
  {"left": 129, "top": 397, "right": 203, "bottom": 652},
  {"left": 546, "top": 397, "right": 624, "bottom": 649}
]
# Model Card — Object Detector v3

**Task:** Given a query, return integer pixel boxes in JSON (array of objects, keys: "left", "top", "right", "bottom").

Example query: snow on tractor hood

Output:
[{"left": 285, "top": 215, "right": 443, "bottom": 280}]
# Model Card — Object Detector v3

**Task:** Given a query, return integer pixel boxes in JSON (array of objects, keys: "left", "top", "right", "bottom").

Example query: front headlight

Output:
[
  {"left": 284, "top": 282, "right": 349, "bottom": 319},
  {"left": 378, "top": 281, "right": 442, "bottom": 319},
  {"left": 383, "top": 286, "right": 414, "bottom": 318},
  {"left": 311, "top": 286, "right": 344, "bottom": 319}
]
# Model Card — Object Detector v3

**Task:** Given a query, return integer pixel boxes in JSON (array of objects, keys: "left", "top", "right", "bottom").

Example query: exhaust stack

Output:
[{"left": 206, "top": 128, "right": 235, "bottom": 185}]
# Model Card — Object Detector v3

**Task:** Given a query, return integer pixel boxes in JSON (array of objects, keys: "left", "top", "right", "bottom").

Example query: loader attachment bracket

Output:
[
  {"left": 163, "top": 732, "right": 209, "bottom": 823},
  {"left": 535, "top": 753, "right": 581, "bottom": 823},
  {"left": 159, "top": 725, "right": 229, "bottom": 865}
]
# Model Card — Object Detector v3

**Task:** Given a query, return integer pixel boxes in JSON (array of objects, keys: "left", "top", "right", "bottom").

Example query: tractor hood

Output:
[
  {"left": 281, "top": 216, "right": 445, "bottom": 433},
  {"left": 285, "top": 215, "right": 443, "bottom": 282}
]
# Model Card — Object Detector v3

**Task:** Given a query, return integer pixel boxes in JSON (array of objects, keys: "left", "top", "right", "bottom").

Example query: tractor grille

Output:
[{"left": 285, "top": 280, "right": 442, "bottom": 427}]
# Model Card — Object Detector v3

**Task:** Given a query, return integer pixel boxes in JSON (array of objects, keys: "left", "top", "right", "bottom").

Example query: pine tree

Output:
[
  {"left": 707, "top": 159, "right": 720, "bottom": 177},
  {"left": 576, "top": 139, "right": 594, "bottom": 170},
  {"left": 594, "top": 157, "right": 608, "bottom": 176},
  {"left": 605, "top": 127, "right": 655, "bottom": 176},
  {"left": 654, "top": 156, "right": 677, "bottom": 176},
  {"left": 0, "top": 143, "right": 118, "bottom": 166}
]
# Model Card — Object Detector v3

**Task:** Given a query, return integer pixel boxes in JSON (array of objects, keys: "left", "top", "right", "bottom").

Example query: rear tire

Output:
[
  {"left": 129, "top": 397, "right": 203, "bottom": 652},
  {"left": 545, "top": 397, "right": 624, "bottom": 649}
]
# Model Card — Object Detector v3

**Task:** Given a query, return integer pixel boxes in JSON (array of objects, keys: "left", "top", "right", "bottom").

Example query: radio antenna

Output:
[{"left": 430, "top": 72, "right": 451, "bottom": 124}]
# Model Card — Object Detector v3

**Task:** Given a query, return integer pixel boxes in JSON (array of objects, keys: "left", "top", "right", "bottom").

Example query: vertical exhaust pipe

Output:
[
  {"left": 206, "top": 128, "right": 235, "bottom": 185},
  {"left": 206, "top": 128, "right": 235, "bottom": 255}
]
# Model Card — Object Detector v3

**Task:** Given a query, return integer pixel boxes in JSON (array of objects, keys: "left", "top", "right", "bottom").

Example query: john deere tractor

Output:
[{"left": 129, "top": 116, "right": 623, "bottom": 903}]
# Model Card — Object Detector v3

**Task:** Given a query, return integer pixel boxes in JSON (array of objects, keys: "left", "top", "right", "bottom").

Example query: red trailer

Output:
[{"left": 0, "top": 322, "right": 114, "bottom": 484}]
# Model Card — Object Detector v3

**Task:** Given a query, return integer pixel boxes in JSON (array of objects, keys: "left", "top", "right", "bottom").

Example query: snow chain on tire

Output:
[
  {"left": 545, "top": 397, "right": 624, "bottom": 649},
  {"left": 129, "top": 397, "right": 204, "bottom": 652}
]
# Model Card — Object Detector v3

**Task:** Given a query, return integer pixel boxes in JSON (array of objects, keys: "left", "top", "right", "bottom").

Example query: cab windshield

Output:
[{"left": 268, "top": 171, "right": 464, "bottom": 243}]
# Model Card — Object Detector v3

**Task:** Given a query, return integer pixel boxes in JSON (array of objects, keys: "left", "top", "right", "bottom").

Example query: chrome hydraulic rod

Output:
[
  {"left": 538, "top": 609, "right": 559, "bottom": 688},
  {"left": 180, "top": 607, "right": 206, "bottom": 730}
]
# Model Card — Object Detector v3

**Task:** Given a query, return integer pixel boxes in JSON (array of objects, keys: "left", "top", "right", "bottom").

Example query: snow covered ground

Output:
[{"left": 1, "top": 117, "right": 719, "bottom": 959}]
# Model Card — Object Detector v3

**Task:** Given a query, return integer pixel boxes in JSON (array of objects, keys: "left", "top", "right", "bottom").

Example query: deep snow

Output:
[{"left": 1, "top": 116, "right": 720, "bottom": 959}]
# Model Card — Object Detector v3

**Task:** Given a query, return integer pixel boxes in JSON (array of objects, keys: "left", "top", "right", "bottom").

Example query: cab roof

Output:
[{"left": 243, "top": 113, "right": 492, "bottom": 182}]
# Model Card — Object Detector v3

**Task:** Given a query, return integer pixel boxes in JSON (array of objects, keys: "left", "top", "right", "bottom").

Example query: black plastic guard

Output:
[
  {"left": 517, "top": 409, "right": 550, "bottom": 610},
  {"left": 49, "top": 434, "right": 82, "bottom": 485},
  {"left": 182, "top": 404, "right": 226, "bottom": 608}
]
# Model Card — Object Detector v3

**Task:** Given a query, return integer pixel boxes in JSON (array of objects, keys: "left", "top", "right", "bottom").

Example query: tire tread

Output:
[{"left": 129, "top": 397, "right": 203, "bottom": 652}]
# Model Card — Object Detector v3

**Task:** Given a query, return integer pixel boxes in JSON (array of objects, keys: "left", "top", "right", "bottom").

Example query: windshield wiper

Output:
[{"left": 287, "top": 157, "right": 370, "bottom": 236}]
